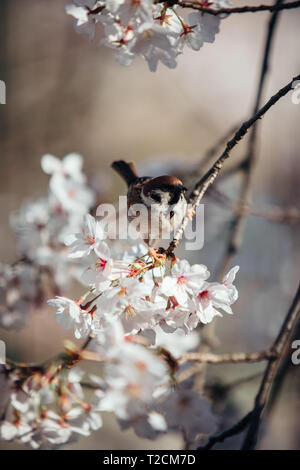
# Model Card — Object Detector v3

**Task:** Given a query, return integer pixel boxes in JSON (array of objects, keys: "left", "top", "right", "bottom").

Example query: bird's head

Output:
[{"left": 141, "top": 175, "right": 187, "bottom": 208}]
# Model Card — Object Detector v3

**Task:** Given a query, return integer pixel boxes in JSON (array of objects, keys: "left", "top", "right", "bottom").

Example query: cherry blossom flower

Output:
[
  {"left": 222, "top": 265, "right": 239, "bottom": 303},
  {"left": 96, "top": 276, "right": 154, "bottom": 325},
  {"left": 101, "top": 340, "right": 167, "bottom": 420},
  {"left": 190, "top": 12, "right": 220, "bottom": 44},
  {"left": 65, "top": 0, "right": 104, "bottom": 39},
  {"left": 65, "top": 214, "right": 105, "bottom": 258},
  {"left": 119, "top": 410, "right": 167, "bottom": 439},
  {"left": 120, "top": 298, "right": 163, "bottom": 334},
  {"left": 48, "top": 296, "right": 92, "bottom": 338},
  {"left": 67, "top": 367, "right": 86, "bottom": 400},
  {"left": 160, "top": 259, "right": 210, "bottom": 305},
  {"left": 158, "top": 303, "right": 191, "bottom": 333},
  {"left": 99, "top": 15, "right": 136, "bottom": 66},
  {"left": 41, "top": 153, "right": 85, "bottom": 183},
  {"left": 0, "top": 413, "right": 32, "bottom": 442},
  {"left": 65, "top": 0, "right": 232, "bottom": 70},
  {"left": 131, "top": 22, "right": 178, "bottom": 72},
  {"left": 41, "top": 153, "right": 95, "bottom": 214},
  {"left": 0, "top": 362, "right": 105, "bottom": 449},
  {"left": 159, "top": 389, "right": 217, "bottom": 442},
  {"left": 81, "top": 242, "right": 115, "bottom": 287},
  {"left": 95, "top": 314, "right": 126, "bottom": 356},
  {"left": 108, "top": 0, "right": 153, "bottom": 26},
  {"left": 153, "top": 4, "right": 182, "bottom": 38},
  {"left": 188, "top": 265, "right": 239, "bottom": 325},
  {"left": 178, "top": 14, "right": 204, "bottom": 52},
  {"left": 1, "top": 149, "right": 243, "bottom": 448},
  {"left": 153, "top": 326, "right": 200, "bottom": 358}
]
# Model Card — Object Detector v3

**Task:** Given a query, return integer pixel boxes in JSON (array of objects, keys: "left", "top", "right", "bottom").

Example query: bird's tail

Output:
[{"left": 111, "top": 160, "right": 139, "bottom": 186}]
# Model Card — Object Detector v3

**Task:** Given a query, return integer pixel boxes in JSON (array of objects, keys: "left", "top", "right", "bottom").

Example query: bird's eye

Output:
[
  {"left": 170, "top": 210, "right": 175, "bottom": 219},
  {"left": 150, "top": 192, "right": 161, "bottom": 203}
]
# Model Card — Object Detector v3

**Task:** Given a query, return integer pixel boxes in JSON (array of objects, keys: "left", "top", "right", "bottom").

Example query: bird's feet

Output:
[{"left": 148, "top": 247, "right": 166, "bottom": 266}]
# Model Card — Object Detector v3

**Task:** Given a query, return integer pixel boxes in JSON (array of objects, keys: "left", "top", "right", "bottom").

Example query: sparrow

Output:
[{"left": 111, "top": 160, "right": 188, "bottom": 248}]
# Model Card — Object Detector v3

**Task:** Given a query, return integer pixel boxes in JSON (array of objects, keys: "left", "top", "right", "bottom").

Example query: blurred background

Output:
[{"left": 0, "top": 0, "right": 299, "bottom": 450}]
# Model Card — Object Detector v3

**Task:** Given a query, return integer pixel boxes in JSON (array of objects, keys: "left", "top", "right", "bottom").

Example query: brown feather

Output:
[
  {"left": 111, "top": 160, "right": 139, "bottom": 186},
  {"left": 142, "top": 175, "right": 184, "bottom": 195}
]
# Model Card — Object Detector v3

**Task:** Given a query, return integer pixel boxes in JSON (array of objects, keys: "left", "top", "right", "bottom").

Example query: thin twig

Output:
[
  {"left": 217, "top": 0, "right": 285, "bottom": 277},
  {"left": 193, "top": 8, "right": 286, "bottom": 449},
  {"left": 241, "top": 283, "right": 300, "bottom": 449},
  {"left": 190, "top": 124, "right": 239, "bottom": 179},
  {"left": 177, "top": 363, "right": 206, "bottom": 384},
  {"left": 195, "top": 284, "right": 300, "bottom": 450},
  {"left": 79, "top": 334, "right": 93, "bottom": 352},
  {"left": 177, "top": 0, "right": 300, "bottom": 15},
  {"left": 178, "top": 349, "right": 277, "bottom": 364},
  {"left": 198, "top": 411, "right": 253, "bottom": 450},
  {"left": 266, "top": 318, "right": 300, "bottom": 415},
  {"left": 166, "top": 72, "right": 300, "bottom": 255},
  {"left": 6, "top": 335, "right": 95, "bottom": 372}
]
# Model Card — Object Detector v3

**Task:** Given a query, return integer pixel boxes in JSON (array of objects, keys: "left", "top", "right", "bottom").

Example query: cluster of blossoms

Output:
[
  {"left": 49, "top": 211, "right": 239, "bottom": 340},
  {"left": 0, "top": 364, "right": 104, "bottom": 448},
  {"left": 0, "top": 323, "right": 215, "bottom": 447},
  {"left": 0, "top": 153, "right": 98, "bottom": 329},
  {"left": 65, "top": 0, "right": 232, "bottom": 71},
  {"left": 0, "top": 154, "right": 239, "bottom": 448}
]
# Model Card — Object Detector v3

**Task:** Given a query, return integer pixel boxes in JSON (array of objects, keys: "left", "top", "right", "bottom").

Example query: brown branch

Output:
[
  {"left": 178, "top": 349, "right": 277, "bottom": 364},
  {"left": 241, "top": 283, "right": 300, "bottom": 449},
  {"left": 6, "top": 334, "right": 96, "bottom": 372},
  {"left": 174, "top": 11, "right": 297, "bottom": 451},
  {"left": 192, "top": 8, "right": 287, "bottom": 442},
  {"left": 215, "top": 159, "right": 246, "bottom": 181},
  {"left": 266, "top": 318, "right": 300, "bottom": 415},
  {"left": 189, "top": 124, "right": 239, "bottom": 180},
  {"left": 166, "top": 72, "right": 300, "bottom": 256},
  {"left": 195, "top": 284, "right": 300, "bottom": 450},
  {"left": 216, "top": 0, "right": 285, "bottom": 277},
  {"left": 177, "top": 0, "right": 300, "bottom": 15},
  {"left": 198, "top": 411, "right": 253, "bottom": 450},
  {"left": 177, "top": 363, "right": 206, "bottom": 384}
]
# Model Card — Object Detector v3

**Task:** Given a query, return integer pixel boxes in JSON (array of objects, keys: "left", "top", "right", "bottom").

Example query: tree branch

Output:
[
  {"left": 177, "top": 0, "right": 300, "bottom": 15},
  {"left": 266, "top": 318, "right": 300, "bottom": 415},
  {"left": 216, "top": 0, "right": 285, "bottom": 278},
  {"left": 196, "top": 284, "right": 300, "bottom": 450},
  {"left": 198, "top": 411, "right": 253, "bottom": 450},
  {"left": 241, "top": 283, "right": 300, "bottom": 449},
  {"left": 178, "top": 349, "right": 277, "bottom": 364},
  {"left": 166, "top": 72, "right": 300, "bottom": 255}
]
